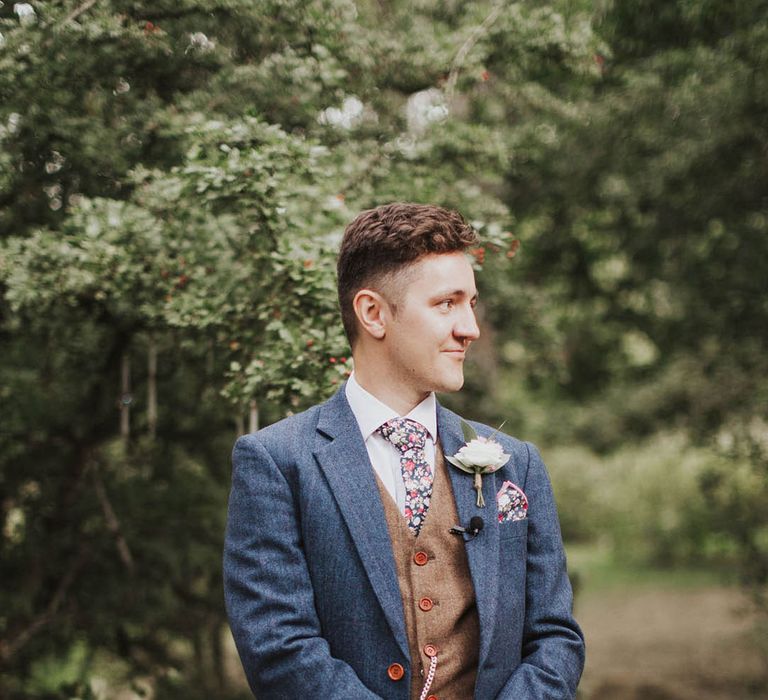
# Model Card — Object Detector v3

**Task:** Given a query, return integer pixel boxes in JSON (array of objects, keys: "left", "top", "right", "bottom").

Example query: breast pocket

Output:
[{"left": 498, "top": 517, "right": 529, "bottom": 541}]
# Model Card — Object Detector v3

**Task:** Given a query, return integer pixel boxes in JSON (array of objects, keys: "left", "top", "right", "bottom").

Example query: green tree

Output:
[
  {"left": 0, "top": 2, "right": 361, "bottom": 696},
  {"left": 488, "top": 0, "right": 768, "bottom": 610},
  {"left": 1, "top": 1, "right": 600, "bottom": 696}
]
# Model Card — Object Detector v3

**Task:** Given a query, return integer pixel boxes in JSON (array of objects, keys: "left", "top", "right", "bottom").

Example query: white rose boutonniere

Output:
[{"left": 446, "top": 420, "right": 510, "bottom": 507}]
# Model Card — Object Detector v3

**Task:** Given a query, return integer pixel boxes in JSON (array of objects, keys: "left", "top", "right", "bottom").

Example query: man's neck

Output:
[{"left": 352, "top": 365, "right": 429, "bottom": 416}]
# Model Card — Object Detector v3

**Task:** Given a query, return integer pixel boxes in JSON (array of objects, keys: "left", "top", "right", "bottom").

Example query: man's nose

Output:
[{"left": 456, "top": 305, "right": 480, "bottom": 341}]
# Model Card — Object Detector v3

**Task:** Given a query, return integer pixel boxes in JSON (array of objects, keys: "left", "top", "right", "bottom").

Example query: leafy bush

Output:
[{"left": 546, "top": 433, "right": 738, "bottom": 570}]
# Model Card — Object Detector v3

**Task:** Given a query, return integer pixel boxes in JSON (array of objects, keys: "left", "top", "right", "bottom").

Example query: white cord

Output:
[{"left": 419, "top": 654, "right": 437, "bottom": 700}]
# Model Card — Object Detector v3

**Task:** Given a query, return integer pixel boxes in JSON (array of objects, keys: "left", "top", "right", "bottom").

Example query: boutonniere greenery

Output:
[{"left": 446, "top": 420, "right": 510, "bottom": 507}]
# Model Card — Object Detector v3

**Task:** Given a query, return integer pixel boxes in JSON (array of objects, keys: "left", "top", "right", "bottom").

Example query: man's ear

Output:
[{"left": 352, "top": 288, "right": 389, "bottom": 340}]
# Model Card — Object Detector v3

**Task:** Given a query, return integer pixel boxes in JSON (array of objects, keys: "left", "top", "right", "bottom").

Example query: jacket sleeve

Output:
[
  {"left": 495, "top": 442, "right": 586, "bottom": 699},
  {"left": 223, "top": 434, "right": 383, "bottom": 699}
]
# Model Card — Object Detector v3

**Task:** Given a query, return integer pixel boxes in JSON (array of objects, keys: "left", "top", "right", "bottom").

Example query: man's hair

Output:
[{"left": 337, "top": 202, "right": 479, "bottom": 346}]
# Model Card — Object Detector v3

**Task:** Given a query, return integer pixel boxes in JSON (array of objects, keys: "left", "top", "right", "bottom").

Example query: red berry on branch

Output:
[{"left": 470, "top": 247, "right": 486, "bottom": 264}]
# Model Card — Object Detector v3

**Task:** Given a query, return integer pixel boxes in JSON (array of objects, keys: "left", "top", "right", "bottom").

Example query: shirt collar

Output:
[{"left": 345, "top": 372, "right": 437, "bottom": 442}]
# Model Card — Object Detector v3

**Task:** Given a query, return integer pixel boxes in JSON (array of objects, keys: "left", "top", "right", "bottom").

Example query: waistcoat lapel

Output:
[
  {"left": 313, "top": 388, "right": 409, "bottom": 659},
  {"left": 437, "top": 403, "right": 501, "bottom": 669}
]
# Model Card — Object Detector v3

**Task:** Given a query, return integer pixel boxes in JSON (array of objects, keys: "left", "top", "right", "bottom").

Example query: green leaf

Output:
[
  {"left": 445, "top": 454, "right": 473, "bottom": 474},
  {"left": 460, "top": 419, "right": 478, "bottom": 443}
]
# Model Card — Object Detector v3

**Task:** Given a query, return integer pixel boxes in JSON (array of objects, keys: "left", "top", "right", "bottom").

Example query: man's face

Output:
[{"left": 381, "top": 251, "right": 480, "bottom": 396}]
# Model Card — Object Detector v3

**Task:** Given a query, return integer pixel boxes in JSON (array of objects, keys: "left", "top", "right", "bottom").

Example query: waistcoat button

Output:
[
  {"left": 414, "top": 551, "right": 429, "bottom": 566},
  {"left": 418, "top": 597, "right": 434, "bottom": 612},
  {"left": 426, "top": 695, "right": 439, "bottom": 700},
  {"left": 423, "top": 644, "right": 438, "bottom": 657},
  {"left": 387, "top": 663, "right": 405, "bottom": 681}
]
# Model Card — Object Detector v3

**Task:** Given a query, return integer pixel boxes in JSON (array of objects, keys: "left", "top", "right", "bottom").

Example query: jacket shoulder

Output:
[{"left": 238, "top": 402, "right": 323, "bottom": 456}]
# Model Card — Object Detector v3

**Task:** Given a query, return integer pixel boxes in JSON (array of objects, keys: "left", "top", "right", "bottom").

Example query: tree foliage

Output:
[
  {"left": 1, "top": 0, "right": 766, "bottom": 695},
  {"left": 489, "top": 0, "right": 768, "bottom": 615}
]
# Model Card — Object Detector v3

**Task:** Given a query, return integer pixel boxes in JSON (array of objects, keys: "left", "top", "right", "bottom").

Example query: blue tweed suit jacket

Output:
[{"left": 223, "top": 385, "right": 585, "bottom": 698}]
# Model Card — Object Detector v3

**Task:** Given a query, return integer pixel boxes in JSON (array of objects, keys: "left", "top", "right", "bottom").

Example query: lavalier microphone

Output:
[{"left": 449, "top": 516, "right": 484, "bottom": 538}]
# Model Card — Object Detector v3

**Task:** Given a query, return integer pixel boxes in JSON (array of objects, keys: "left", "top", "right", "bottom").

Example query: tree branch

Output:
[
  {"left": 445, "top": 1, "right": 505, "bottom": 100},
  {"left": 62, "top": 0, "right": 99, "bottom": 25},
  {"left": 0, "top": 545, "right": 88, "bottom": 663},
  {"left": 93, "top": 465, "right": 135, "bottom": 573}
]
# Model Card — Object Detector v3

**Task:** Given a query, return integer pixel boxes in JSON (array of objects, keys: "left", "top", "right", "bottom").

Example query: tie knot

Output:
[{"left": 378, "top": 417, "right": 428, "bottom": 453}]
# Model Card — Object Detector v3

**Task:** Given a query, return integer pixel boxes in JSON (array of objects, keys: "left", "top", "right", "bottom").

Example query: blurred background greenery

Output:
[{"left": 1, "top": 0, "right": 766, "bottom": 698}]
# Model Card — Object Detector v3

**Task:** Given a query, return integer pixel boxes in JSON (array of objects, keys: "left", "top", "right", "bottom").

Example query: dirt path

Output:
[{"left": 577, "top": 586, "right": 767, "bottom": 699}]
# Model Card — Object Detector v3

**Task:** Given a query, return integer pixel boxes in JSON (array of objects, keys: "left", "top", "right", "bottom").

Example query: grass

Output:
[{"left": 566, "top": 541, "right": 735, "bottom": 595}]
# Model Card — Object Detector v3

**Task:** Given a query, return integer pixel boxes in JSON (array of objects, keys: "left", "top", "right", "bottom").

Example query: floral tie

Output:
[{"left": 378, "top": 418, "right": 432, "bottom": 535}]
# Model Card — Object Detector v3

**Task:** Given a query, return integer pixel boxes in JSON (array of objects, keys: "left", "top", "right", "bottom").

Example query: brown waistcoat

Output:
[{"left": 375, "top": 445, "right": 480, "bottom": 700}]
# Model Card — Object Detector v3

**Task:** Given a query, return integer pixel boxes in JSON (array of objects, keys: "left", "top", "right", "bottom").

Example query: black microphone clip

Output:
[{"left": 449, "top": 516, "right": 485, "bottom": 538}]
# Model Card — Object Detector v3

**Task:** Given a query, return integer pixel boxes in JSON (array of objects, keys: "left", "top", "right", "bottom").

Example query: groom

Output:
[{"left": 224, "top": 203, "right": 584, "bottom": 699}]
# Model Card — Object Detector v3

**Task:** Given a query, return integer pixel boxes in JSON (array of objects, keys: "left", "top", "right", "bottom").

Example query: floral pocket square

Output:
[{"left": 496, "top": 480, "right": 528, "bottom": 523}]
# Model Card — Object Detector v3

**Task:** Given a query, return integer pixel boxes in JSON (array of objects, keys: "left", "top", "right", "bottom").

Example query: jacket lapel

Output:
[
  {"left": 437, "top": 403, "right": 501, "bottom": 669},
  {"left": 313, "top": 388, "right": 409, "bottom": 659}
]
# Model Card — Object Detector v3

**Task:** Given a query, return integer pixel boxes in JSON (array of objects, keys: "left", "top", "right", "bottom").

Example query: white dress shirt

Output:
[{"left": 345, "top": 372, "right": 437, "bottom": 513}]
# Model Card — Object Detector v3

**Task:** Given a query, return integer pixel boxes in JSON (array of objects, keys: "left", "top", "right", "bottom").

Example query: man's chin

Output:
[{"left": 435, "top": 372, "right": 465, "bottom": 394}]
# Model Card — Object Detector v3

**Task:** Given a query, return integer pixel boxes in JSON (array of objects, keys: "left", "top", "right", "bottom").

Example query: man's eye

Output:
[{"left": 439, "top": 299, "right": 454, "bottom": 310}]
